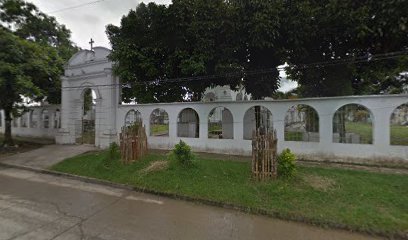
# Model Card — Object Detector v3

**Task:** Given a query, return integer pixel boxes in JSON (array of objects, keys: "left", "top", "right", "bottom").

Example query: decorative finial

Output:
[{"left": 89, "top": 38, "right": 95, "bottom": 51}]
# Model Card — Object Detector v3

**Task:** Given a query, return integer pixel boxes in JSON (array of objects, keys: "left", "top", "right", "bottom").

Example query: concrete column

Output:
[
  {"left": 372, "top": 108, "right": 392, "bottom": 147},
  {"left": 168, "top": 108, "right": 178, "bottom": 139},
  {"left": 319, "top": 104, "right": 333, "bottom": 144},
  {"left": 232, "top": 107, "right": 244, "bottom": 140},
  {"left": 199, "top": 107, "right": 208, "bottom": 140}
]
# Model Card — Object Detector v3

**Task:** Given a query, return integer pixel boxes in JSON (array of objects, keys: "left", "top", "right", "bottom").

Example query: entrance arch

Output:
[{"left": 76, "top": 88, "right": 97, "bottom": 144}]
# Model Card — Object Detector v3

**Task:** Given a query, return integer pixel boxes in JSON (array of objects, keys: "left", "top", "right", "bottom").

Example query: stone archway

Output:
[{"left": 56, "top": 47, "right": 119, "bottom": 148}]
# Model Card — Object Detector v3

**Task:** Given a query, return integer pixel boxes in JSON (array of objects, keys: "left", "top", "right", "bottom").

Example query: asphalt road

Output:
[{"left": 0, "top": 167, "right": 380, "bottom": 240}]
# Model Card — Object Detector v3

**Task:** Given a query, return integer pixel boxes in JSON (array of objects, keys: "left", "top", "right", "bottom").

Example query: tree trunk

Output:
[
  {"left": 305, "top": 108, "right": 318, "bottom": 132},
  {"left": 255, "top": 106, "right": 261, "bottom": 133},
  {"left": 334, "top": 111, "right": 346, "bottom": 143},
  {"left": 3, "top": 107, "right": 14, "bottom": 147}
]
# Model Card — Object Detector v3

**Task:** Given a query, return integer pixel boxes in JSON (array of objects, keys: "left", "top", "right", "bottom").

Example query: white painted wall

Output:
[
  {"left": 1, "top": 47, "right": 407, "bottom": 164},
  {"left": 116, "top": 95, "right": 408, "bottom": 162},
  {"left": 0, "top": 105, "right": 60, "bottom": 140}
]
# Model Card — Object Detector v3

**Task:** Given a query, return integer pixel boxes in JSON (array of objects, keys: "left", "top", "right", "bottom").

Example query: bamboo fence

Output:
[
  {"left": 252, "top": 129, "right": 278, "bottom": 180},
  {"left": 119, "top": 123, "right": 148, "bottom": 164}
]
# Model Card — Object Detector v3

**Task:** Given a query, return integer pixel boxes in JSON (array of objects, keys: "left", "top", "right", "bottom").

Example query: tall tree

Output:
[
  {"left": 0, "top": 0, "right": 78, "bottom": 103},
  {"left": 0, "top": 28, "right": 63, "bottom": 146},
  {"left": 0, "top": 0, "right": 77, "bottom": 146},
  {"left": 283, "top": 0, "right": 408, "bottom": 97},
  {"left": 107, "top": 0, "right": 285, "bottom": 103}
]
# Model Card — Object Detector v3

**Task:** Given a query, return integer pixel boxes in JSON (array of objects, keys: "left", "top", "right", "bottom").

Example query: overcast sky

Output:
[
  {"left": 28, "top": 0, "right": 297, "bottom": 93},
  {"left": 29, "top": 0, "right": 171, "bottom": 49}
]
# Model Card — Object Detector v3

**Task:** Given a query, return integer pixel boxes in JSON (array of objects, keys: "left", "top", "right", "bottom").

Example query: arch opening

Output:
[
  {"left": 29, "top": 110, "right": 38, "bottom": 128},
  {"left": 20, "top": 111, "right": 28, "bottom": 128},
  {"left": 54, "top": 109, "right": 61, "bottom": 129},
  {"left": 390, "top": 103, "right": 408, "bottom": 146},
  {"left": 42, "top": 109, "right": 50, "bottom": 128},
  {"left": 208, "top": 107, "right": 233, "bottom": 139},
  {"left": 243, "top": 106, "right": 273, "bottom": 140},
  {"left": 333, "top": 104, "right": 373, "bottom": 144},
  {"left": 77, "top": 88, "right": 96, "bottom": 144},
  {"left": 285, "top": 104, "right": 319, "bottom": 142},
  {"left": 125, "top": 110, "right": 142, "bottom": 127},
  {"left": 150, "top": 109, "right": 169, "bottom": 137},
  {"left": 177, "top": 108, "right": 199, "bottom": 138}
]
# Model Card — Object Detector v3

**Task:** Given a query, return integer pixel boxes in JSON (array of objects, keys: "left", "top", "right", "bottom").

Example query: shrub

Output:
[
  {"left": 170, "top": 140, "right": 194, "bottom": 166},
  {"left": 277, "top": 148, "right": 297, "bottom": 178},
  {"left": 102, "top": 142, "right": 120, "bottom": 168}
]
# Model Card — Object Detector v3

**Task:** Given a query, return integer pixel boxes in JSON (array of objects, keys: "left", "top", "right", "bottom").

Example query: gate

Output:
[{"left": 75, "top": 119, "right": 95, "bottom": 144}]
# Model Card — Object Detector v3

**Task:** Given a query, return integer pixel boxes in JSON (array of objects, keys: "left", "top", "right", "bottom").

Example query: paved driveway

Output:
[
  {"left": 0, "top": 167, "right": 380, "bottom": 240},
  {"left": 0, "top": 145, "right": 96, "bottom": 168}
]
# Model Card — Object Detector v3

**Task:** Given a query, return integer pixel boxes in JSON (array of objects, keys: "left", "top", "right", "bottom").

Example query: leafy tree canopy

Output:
[
  {"left": 0, "top": 0, "right": 79, "bottom": 103},
  {"left": 0, "top": 27, "right": 63, "bottom": 146},
  {"left": 0, "top": 0, "right": 77, "bottom": 146},
  {"left": 108, "top": 0, "right": 407, "bottom": 101},
  {"left": 107, "top": 0, "right": 285, "bottom": 103},
  {"left": 283, "top": 0, "right": 408, "bottom": 97}
]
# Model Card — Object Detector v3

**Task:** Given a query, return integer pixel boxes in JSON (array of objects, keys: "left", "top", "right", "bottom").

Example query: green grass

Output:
[
  {"left": 344, "top": 122, "right": 373, "bottom": 144},
  {"left": 284, "top": 131, "right": 303, "bottom": 141},
  {"left": 208, "top": 124, "right": 222, "bottom": 133},
  {"left": 390, "top": 124, "right": 408, "bottom": 146},
  {"left": 150, "top": 124, "right": 169, "bottom": 136},
  {"left": 51, "top": 151, "right": 408, "bottom": 236}
]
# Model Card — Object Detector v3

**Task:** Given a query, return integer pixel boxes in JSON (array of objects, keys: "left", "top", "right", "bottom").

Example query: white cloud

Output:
[{"left": 28, "top": 0, "right": 171, "bottom": 49}]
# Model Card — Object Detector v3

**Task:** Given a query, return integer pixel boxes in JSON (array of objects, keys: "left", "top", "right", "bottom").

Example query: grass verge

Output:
[{"left": 50, "top": 151, "right": 408, "bottom": 237}]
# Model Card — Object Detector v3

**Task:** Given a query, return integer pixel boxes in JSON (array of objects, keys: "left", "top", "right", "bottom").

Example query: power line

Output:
[
  {"left": 61, "top": 50, "right": 408, "bottom": 90},
  {"left": 46, "top": 0, "right": 106, "bottom": 14}
]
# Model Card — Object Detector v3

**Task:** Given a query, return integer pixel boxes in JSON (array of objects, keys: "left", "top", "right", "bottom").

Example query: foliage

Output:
[
  {"left": 0, "top": 0, "right": 78, "bottom": 103},
  {"left": 169, "top": 140, "right": 194, "bottom": 166},
  {"left": 0, "top": 0, "right": 77, "bottom": 145},
  {"left": 283, "top": 0, "right": 408, "bottom": 97},
  {"left": 108, "top": 0, "right": 407, "bottom": 102},
  {"left": 0, "top": 28, "right": 63, "bottom": 146},
  {"left": 52, "top": 151, "right": 408, "bottom": 236},
  {"left": 102, "top": 142, "right": 120, "bottom": 169},
  {"left": 83, "top": 89, "right": 93, "bottom": 114},
  {"left": 106, "top": 0, "right": 284, "bottom": 103},
  {"left": 277, "top": 149, "right": 297, "bottom": 178}
]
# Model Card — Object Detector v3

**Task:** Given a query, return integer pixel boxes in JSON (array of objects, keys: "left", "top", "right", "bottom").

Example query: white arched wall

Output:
[
  {"left": 0, "top": 105, "right": 61, "bottom": 140},
  {"left": 2, "top": 46, "right": 406, "bottom": 164},
  {"left": 115, "top": 95, "right": 408, "bottom": 163}
]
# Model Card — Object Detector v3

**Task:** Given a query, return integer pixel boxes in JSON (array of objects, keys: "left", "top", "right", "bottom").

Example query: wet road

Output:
[{"left": 0, "top": 167, "right": 380, "bottom": 240}]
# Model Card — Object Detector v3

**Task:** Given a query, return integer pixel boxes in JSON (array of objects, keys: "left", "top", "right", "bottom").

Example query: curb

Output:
[{"left": 0, "top": 162, "right": 406, "bottom": 240}]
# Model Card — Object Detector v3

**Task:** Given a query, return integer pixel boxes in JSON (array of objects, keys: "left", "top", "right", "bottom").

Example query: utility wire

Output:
[
  {"left": 46, "top": 0, "right": 106, "bottom": 14},
  {"left": 61, "top": 51, "right": 408, "bottom": 90}
]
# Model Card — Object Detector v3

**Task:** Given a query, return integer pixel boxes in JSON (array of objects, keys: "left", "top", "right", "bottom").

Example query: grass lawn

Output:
[
  {"left": 390, "top": 124, "right": 408, "bottom": 146},
  {"left": 150, "top": 124, "right": 169, "bottom": 136},
  {"left": 284, "top": 131, "right": 303, "bottom": 141},
  {"left": 51, "top": 151, "right": 408, "bottom": 236}
]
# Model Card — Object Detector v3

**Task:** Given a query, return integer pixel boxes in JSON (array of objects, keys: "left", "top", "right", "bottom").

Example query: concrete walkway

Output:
[
  {"left": 0, "top": 144, "right": 96, "bottom": 169},
  {"left": 0, "top": 167, "right": 380, "bottom": 240}
]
